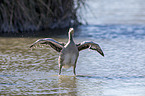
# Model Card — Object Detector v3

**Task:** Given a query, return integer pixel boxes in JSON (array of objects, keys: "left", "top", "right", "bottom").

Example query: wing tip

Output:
[
  {"left": 102, "top": 53, "right": 104, "bottom": 57},
  {"left": 29, "top": 44, "right": 33, "bottom": 48},
  {"left": 97, "top": 50, "right": 104, "bottom": 57}
]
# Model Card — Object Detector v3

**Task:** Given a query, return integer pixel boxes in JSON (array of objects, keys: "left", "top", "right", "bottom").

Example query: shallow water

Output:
[
  {"left": 0, "top": 24, "right": 145, "bottom": 95},
  {"left": 1, "top": 0, "right": 145, "bottom": 95}
]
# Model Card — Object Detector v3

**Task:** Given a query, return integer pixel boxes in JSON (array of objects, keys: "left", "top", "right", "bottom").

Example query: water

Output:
[
  {"left": 81, "top": 0, "right": 145, "bottom": 25},
  {"left": 1, "top": 0, "right": 145, "bottom": 95},
  {"left": 1, "top": 25, "right": 145, "bottom": 95}
]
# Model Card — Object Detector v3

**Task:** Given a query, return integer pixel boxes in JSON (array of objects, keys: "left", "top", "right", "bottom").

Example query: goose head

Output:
[
  {"left": 68, "top": 28, "right": 74, "bottom": 41},
  {"left": 69, "top": 28, "right": 74, "bottom": 35}
]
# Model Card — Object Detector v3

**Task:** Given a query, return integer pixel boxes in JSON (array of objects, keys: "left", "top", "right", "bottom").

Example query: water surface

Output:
[
  {"left": 1, "top": 25, "right": 145, "bottom": 95},
  {"left": 82, "top": 0, "right": 145, "bottom": 24}
]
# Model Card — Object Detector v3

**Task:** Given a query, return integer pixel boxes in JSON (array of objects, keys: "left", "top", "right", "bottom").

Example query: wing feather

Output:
[
  {"left": 30, "top": 38, "right": 64, "bottom": 52},
  {"left": 77, "top": 41, "right": 104, "bottom": 56}
]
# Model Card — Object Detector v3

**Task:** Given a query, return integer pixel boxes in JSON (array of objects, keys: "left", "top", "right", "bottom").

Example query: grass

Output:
[{"left": 0, "top": 0, "right": 85, "bottom": 33}]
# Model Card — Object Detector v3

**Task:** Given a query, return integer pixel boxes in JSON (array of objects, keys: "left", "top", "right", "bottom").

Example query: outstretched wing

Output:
[
  {"left": 77, "top": 41, "right": 104, "bottom": 56},
  {"left": 30, "top": 38, "right": 64, "bottom": 52}
]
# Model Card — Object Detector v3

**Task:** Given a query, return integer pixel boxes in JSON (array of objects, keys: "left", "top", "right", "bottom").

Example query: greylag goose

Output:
[{"left": 30, "top": 28, "right": 104, "bottom": 75}]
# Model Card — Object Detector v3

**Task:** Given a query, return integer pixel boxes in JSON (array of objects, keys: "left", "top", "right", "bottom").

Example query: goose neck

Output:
[{"left": 69, "top": 33, "right": 73, "bottom": 41}]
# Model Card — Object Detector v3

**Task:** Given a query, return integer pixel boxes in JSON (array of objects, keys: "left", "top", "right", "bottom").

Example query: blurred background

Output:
[
  {"left": 82, "top": 0, "right": 145, "bottom": 25},
  {"left": 0, "top": 0, "right": 145, "bottom": 96}
]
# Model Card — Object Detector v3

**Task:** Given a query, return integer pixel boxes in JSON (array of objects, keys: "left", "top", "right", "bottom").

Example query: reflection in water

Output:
[{"left": 58, "top": 75, "right": 77, "bottom": 96}]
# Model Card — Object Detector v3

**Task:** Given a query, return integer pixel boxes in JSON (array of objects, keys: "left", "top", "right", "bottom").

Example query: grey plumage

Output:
[{"left": 30, "top": 28, "right": 104, "bottom": 75}]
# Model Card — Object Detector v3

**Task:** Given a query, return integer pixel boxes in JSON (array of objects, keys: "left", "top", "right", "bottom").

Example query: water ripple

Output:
[
  {"left": 77, "top": 25, "right": 145, "bottom": 39},
  {"left": 77, "top": 75, "right": 145, "bottom": 80}
]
